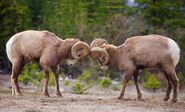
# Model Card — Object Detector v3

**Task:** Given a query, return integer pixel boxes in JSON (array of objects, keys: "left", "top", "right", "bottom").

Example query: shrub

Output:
[
  {"left": 63, "top": 80, "right": 70, "bottom": 86},
  {"left": 99, "top": 77, "right": 112, "bottom": 88},
  {"left": 143, "top": 75, "right": 161, "bottom": 91},
  {"left": 18, "top": 64, "right": 43, "bottom": 86},
  {"left": 111, "top": 85, "right": 120, "bottom": 91},
  {"left": 177, "top": 72, "right": 185, "bottom": 89},
  {"left": 71, "top": 82, "right": 92, "bottom": 94},
  {"left": 49, "top": 72, "right": 55, "bottom": 86},
  {"left": 77, "top": 70, "right": 93, "bottom": 84}
]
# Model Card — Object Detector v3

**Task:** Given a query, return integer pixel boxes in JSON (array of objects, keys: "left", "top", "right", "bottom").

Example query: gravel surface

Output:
[{"left": 0, "top": 74, "right": 185, "bottom": 112}]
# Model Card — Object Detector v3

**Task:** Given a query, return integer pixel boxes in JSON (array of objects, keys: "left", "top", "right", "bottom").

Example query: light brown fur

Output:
[
  {"left": 91, "top": 35, "right": 180, "bottom": 103},
  {"left": 7, "top": 30, "right": 89, "bottom": 97}
]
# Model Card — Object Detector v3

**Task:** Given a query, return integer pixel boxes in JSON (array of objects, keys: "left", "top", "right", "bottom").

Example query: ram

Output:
[
  {"left": 6, "top": 30, "right": 90, "bottom": 97},
  {"left": 90, "top": 35, "right": 180, "bottom": 103}
]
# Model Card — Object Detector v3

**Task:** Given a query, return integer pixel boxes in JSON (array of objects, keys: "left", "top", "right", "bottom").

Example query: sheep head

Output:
[
  {"left": 90, "top": 38, "right": 108, "bottom": 49},
  {"left": 71, "top": 41, "right": 90, "bottom": 60},
  {"left": 90, "top": 47, "right": 110, "bottom": 71}
]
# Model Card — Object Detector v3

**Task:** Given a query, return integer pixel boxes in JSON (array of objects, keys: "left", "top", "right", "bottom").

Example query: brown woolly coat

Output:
[
  {"left": 103, "top": 35, "right": 179, "bottom": 72},
  {"left": 9, "top": 30, "right": 78, "bottom": 67}
]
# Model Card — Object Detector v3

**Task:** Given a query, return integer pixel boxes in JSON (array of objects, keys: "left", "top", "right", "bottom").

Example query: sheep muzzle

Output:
[{"left": 100, "top": 66, "right": 108, "bottom": 71}]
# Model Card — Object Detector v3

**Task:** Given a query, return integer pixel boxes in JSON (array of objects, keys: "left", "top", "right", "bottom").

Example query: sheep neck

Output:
[
  {"left": 106, "top": 47, "right": 119, "bottom": 68},
  {"left": 57, "top": 41, "right": 77, "bottom": 63},
  {"left": 108, "top": 46, "right": 132, "bottom": 71}
]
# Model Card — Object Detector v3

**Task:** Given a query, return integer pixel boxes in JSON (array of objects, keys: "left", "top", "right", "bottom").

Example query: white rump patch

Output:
[
  {"left": 6, "top": 35, "right": 16, "bottom": 62},
  {"left": 167, "top": 38, "right": 180, "bottom": 66}
]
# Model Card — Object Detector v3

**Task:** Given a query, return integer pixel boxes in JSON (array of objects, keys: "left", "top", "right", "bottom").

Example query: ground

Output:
[{"left": 0, "top": 74, "right": 185, "bottom": 112}]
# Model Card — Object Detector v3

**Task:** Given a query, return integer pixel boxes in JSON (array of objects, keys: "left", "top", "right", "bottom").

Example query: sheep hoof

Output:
[
  {"left": 170, "top": 99, "right": 177, "bottom": 103},
  {"left": 117, "top": 97, "right": 122, "bottom": 100},
  {"left": 56, "top": 93, "right": 62, "bottom": 97},
  {"left": 163, "top": 97, "right": 170, "bottom": 101},
  {"left": 136, "top": 97, "right": 142, "bottom": 101},
  {"left": 15, "top": 92, "right": 22, "bottom": 96},
  {"left": 12, "top": 92, "right": 15, "bottom": 96},
  {"left": 137, "top": 95, "right": 142, "bottom": 100},
  {"left": 43, "top": 92, "right": 50, "bottom": 97}
]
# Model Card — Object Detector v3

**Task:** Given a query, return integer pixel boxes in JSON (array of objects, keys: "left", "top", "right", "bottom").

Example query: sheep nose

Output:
[
  {"left": 77, "top": 54, "right": 81, "bottom": 57},
  {"left": 67, "top": 60, "right": 75, "bottom": 66},
  {"left": 69, "top": 63, "right": 73, "bottom": 66},
  {"left": 100, "top": 66, "right": 108, "bottom": 71}
]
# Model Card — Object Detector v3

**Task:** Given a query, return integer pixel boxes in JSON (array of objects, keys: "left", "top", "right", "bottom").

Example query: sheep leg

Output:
[
  {"left": 163, "top": 65, "right": 179, "bottom": 103},
  {"left": 133, "top": 71, "right": 142, "bottom": 100},
  {"left": 51, "top": 66, "right": 62, "bottom": 97},
  {"left": 43, "top": 69, "right": 50, "bottom": 97},
  {"left": 11, "top": 63, "right": 24, "bottom": 96},
  {"left": 163, "top": 73, "right": 172, "bottom": 101},
  {"left": 117, "top": 71, "right": 133, "bottom": 100},
  {"left": 11, "top": 69, "right": 15, "bottom": 95},
  {"left": 170, "top": 72, "right": 179, "bottom": 103}
]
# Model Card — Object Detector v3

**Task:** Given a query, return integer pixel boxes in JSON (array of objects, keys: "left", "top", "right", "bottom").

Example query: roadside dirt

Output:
[{"left": 0, "top": 74, "right": 185, "bottom": 112}]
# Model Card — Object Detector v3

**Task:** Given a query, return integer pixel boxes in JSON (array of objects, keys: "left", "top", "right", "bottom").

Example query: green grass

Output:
[
  {"left": 18, "top": 64, "right": 43, "bottom": 86},
  {"left": 99, "top": 77, "right": 112, "bottom": 88},
  {"left": 143, "top": 75, "right": 161, "bottom": 91},
  {"left": 71, "top": 82, "right": 92, "bottom": 94}
]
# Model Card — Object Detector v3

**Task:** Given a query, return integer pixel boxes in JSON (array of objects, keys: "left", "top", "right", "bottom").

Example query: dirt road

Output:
[{"left": 0, "top": 74, "right": 185, "bottom": 112}]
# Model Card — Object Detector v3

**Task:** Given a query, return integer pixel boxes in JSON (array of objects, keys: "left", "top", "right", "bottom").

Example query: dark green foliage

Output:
[
  {"left": 135, "top": 0, "right": 185, "bottom": 28},
  {"left": 0, "top": 0, "right": 29, "bottom": 69}
]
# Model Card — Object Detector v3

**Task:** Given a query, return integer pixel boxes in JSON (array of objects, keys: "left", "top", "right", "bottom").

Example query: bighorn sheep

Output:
[
  {"left": 90, "top": 35, "right": 180, "bottom": 103},
  {"left": 6, "top": 30, "right": 90, "bottom": 97}
]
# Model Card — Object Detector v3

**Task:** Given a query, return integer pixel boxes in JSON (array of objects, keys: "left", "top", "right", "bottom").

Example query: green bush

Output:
[
  {"left": 143, "top": 75, "right": 161, "bottom": 91},
  {"left": 71, "top": 82, "right": 92, "bottom": 94},
  {"left": 49, "top": 72, "right": 55, "bottom": 86},
  {"left": 18, "top": 64, "right": 43, "bottom": 86},
  {"left": 18, "top": 73, "right": 31, "bottom": 85},
  {"left": 111, "top": 85, "right": 120, "bottom": 91},
  {"left": 177, "top": 72, "right": 185, "bottom": 88},
  {"left": 77, "top": 70, "right": 93, "bottom": 84},
  {"left": 99, "top": 77, "right": 112, "bottom": 88},
  {"left": 63, "top": 80, "right": 70, "bottom": 86}
]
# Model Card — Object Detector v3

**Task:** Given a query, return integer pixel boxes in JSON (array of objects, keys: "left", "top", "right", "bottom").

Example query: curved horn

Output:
[
  {"left": 71, "top": 41, "right": 90, "bottom": 59},
  {"left": 90, "top": 38, "right": 108, "bottom": 49},
  {"left": 90, "top": 47, "right": 110, "bottom": 65}
]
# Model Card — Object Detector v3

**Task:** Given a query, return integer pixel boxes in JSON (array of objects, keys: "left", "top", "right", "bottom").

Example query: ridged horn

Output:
[
  {"left": 90, "top": 38, "right": 108, "bottom": 49},
  {"left": 90, "top": 47, "right": 110, "bottom": 65},
  {"left": 71, "top": 41, "right": 90, "bottom": 59}
]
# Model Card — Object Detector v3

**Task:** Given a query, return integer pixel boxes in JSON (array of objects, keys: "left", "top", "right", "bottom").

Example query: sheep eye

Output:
[{"left": 77, "top": 54, "right": 81, "bottom": 57}]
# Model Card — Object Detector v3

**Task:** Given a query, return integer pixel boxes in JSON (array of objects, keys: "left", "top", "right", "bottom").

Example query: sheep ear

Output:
[{"left": 71, "top": 41, "right": 90, "bottom": 59}]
